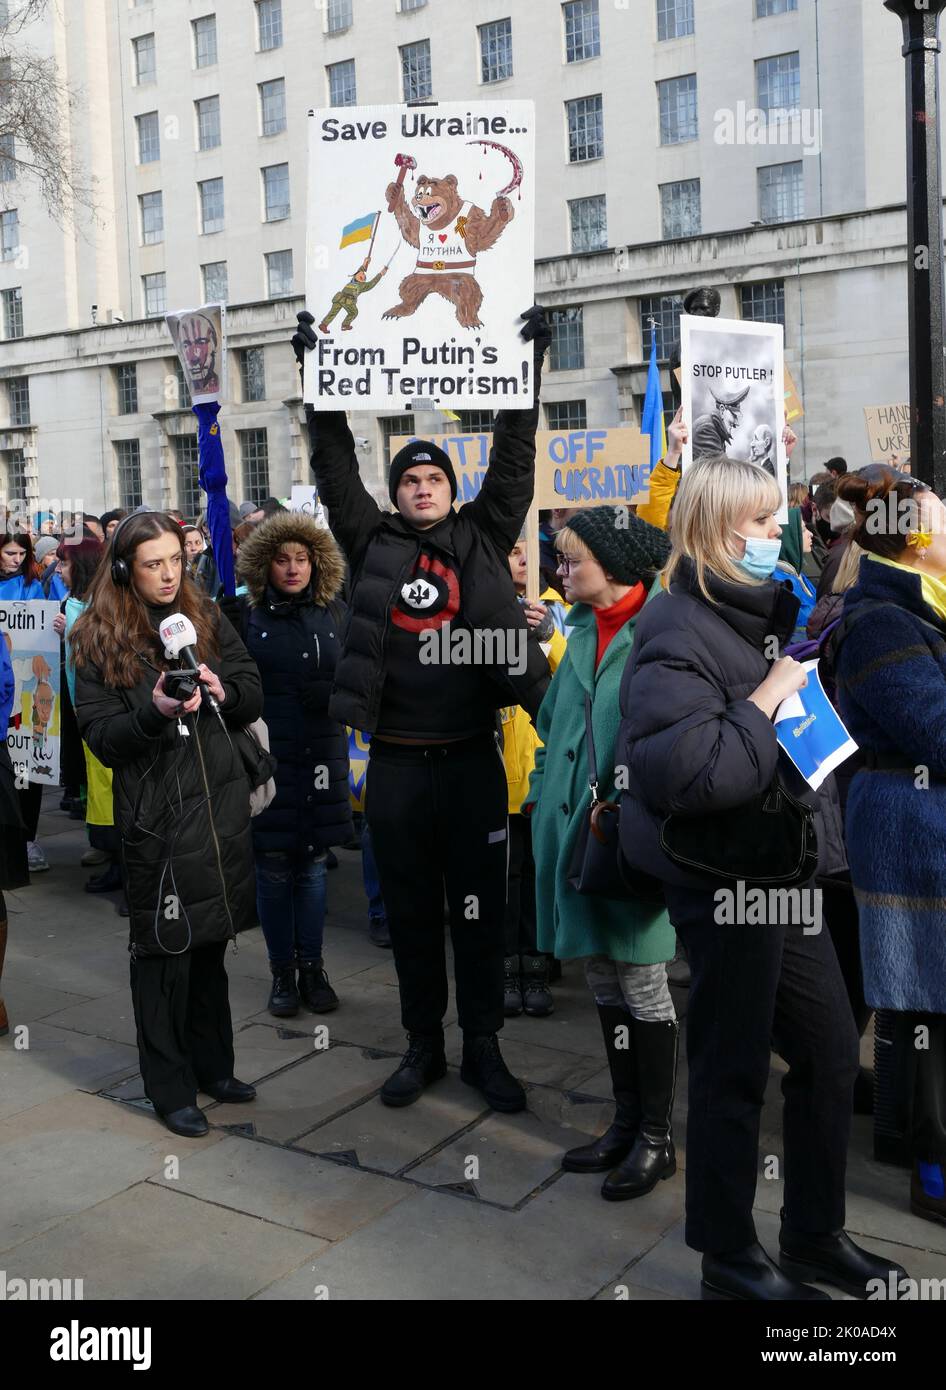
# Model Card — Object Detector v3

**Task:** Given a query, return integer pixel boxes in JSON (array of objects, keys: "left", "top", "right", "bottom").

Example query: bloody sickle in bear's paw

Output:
[{"left": 466, "top": 139, "right": 523, "bottom": 197}]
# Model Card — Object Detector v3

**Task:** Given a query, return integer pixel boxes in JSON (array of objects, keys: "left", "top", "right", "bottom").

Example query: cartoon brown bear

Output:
[{"left": 383, "top": 173, "right": 514, "bottom": 329}]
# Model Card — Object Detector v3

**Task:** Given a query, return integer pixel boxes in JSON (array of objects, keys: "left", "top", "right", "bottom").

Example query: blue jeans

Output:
[
  {"left": 254, "top": 850, "right": 327, "bottom": 967},
  {"left": 361, "top": 821, "right": 385, "bottom": 921}
]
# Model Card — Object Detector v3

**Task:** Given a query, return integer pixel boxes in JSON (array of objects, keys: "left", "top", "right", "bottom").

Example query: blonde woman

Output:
[{"left": 618, "top": 455, "right": 905, "bottom": 1301}]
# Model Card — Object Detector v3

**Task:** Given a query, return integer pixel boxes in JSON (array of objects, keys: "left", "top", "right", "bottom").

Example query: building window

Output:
[
  {"left": 639, "top": 294, "right": 684, "bottom": 360},
  {"left": 741, "top": 279, "right": 786, "bottom": 329},
  {"left": 569, "top": 195, "right": 607, "bottom": 252},
  {"left": 199, "top": 177, "right": 225, "bottom": 234},
  {"left": 563, "top": 1, "right": 600, "bottom": 63},
  {"left": 6, "top": 377, "right": 30, "bottom": 427},
  {"left": 3, "top": 449, "right": 27, "bottom": 504},
  {"left": 380, "top": 414, "right": 415, "bottom": 468},
  {"left": 479, "top": 18, "right": 513, "bottom": 84},
  {"left": 758, "top": 160, "right": 804, "bottom": 222},
  {"left": 133, "top": 32, "right": 156, "bottom": 84},
  {"left": 136, "top": 111, "right": 160, "bottom": 164},
  {"left": 1, "top": 287, "right": 23, "bottom": 339},
  {"left": 657, "top": 0, "right": 694, "bottom": 41},
  {"left": 193, "top": 15, "right": 217, "bottom": 69},
  {"left": 239, "top": 429, "right": 270, "bottom": 503},
  {"left": 658, "top": 73, "right": 698, "bottom": 144},
  {"left": 116, "top": 363, "right": 139, "bottom": 415},
  {"left": 757, "top": 0, "right": 797, "bottom": 15},
  {"left": 327, "top": 59, "right": 357, "bottom": 106},
  {"left": 0, "top": 132, "right": 15, "bottom": 182},
  {"left": 196, "top": 95, "right": 221, "bottom": 151},
  {"left": 174, "top": 434, "right": 201, "bottom": 519},
  {"left": 202, "top": 261, "right": 228, "bottom": 303},
  {"left": 546, "top": 400, "right": 587, "bottom": 431},
  {"left": 401, "top": 39, "right": 432, "bottom": 101},
  {"left": 139, "top": 190, "right": 164, "bottom": 246},
  {"left": 259, "top": 78, "right": 287, "bottom": 136},
  {"left": 326, "top": 0, "right": 352, "bottom": 33},
  {"left": 400, "top": 0, "right": 427, "bottom": 10},
  {"left": 1, "top": 208, "right": 19, "bottom": 261},
  {"left": 566, "top": 95, "right": 603, "bottom": 163},
  {"left": 262, "top": 163, "right": 290, "bottom": 221},
  {"left": 256, "top": 0, "right": 283, "bottom": 50},
  {"left": 240, "top": 348, "right": 267, "bottom": 403},
  {"left": 143, "top": 271, "right": 167, "bottom": 318},
  {"left": 549, "top": 307, "right": 584, "bottom": 371},
  {"left": 756, "top": 52, "right": 800, "bottom": 113},
  {"left": 115, "top": 439, "right": 143, "bottom": 509},
  {"left": 660, "top": 179, "right": 701, "bottom": 239},
  {"left": 173, "top": 358, "right": 191, "bottom": 408},
  {"left": 456, "top": 409, "right": 493, "bottom": 433},
  {"left": 266, "top": 249, "right": 293, "bottom": 297}
]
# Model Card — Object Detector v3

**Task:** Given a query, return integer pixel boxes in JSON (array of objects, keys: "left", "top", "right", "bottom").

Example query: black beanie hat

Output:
[
  {"left": 565, "top": 507, "right": 671, "bottom": 585},
  {"left": 389, "top": 440, "right": 458, "bottom": 505}
]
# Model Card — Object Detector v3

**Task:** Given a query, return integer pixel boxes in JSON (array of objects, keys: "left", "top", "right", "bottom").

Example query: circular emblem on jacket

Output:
[{"left": 392, "top": 553, "right": 460, "bottom": 633}]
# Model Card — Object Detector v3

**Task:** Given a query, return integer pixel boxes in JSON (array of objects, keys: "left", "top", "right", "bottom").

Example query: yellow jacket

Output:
[
  {"left": 636, "top": 459, "right": 681, "bottom": 532},
  {"left": 501, "top": 621, "right": 567, "bottom": 814}
]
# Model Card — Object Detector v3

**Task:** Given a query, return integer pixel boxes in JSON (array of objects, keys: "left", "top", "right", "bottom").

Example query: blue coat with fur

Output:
[{"left": 834, "top": 557, "right": 946, "bottom": 1011}]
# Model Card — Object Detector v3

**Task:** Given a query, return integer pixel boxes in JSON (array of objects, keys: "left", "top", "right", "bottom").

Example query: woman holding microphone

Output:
[{"left": 71, "top": 511, "right": 262, "bottom": 1138}]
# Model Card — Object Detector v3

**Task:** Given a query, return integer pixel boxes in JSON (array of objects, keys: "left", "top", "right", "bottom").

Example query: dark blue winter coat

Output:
[
  {"left": 834, "top": 555, "right": 946, "bottom": 1012},
  {"left": 231, "top": 513, "right": 352, "bottom": 857}
]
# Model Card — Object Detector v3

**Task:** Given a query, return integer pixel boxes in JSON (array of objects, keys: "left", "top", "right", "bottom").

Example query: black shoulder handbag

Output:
[{"left": 566, "top": 695, "right": 638, "bottom": 901}]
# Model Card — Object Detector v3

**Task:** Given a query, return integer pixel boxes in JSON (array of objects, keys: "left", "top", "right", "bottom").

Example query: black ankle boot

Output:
[
  {"left": 381, "top": 1033, "right": 447, "bottom": 1107},
  {"left": 702, "top": 1242, "right": 831, "bottom": 1301},
  {"left": 268, "top": 965, "right": 299, "bottom": 1018},
  {"left": 521, "top": 954, "right": 554, "bottom": 1017},
  {"left": 460, "top": 1034, "right": 526, "bottom": 1112},
  {"left": 503, "top": 955, "right": 523, "bottom": 1017},
  {"left": 562, "top": 1003, "right": 640, "bottom": 1173},
  {"left": 602, "top": 1018, "right": 678, "bottom": 1200},
  {"left": 298, "top": 959, "right": 338, "bottom": 1013},
  {"left": 779, "top": 1217, "right": 909, "bottom": 1299}
]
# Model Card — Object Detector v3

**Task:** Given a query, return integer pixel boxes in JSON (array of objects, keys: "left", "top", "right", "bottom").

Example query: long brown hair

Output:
[
  {"left": 837, "top": 466, "right": 929, "bottom": 562},
  {"left": 71, "top": 512, "right": 219, "bottom": 687}
]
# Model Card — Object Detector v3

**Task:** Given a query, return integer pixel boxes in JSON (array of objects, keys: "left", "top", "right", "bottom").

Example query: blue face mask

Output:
[{"left": 733, "top": 531, "right": 781, "bottom": 580}]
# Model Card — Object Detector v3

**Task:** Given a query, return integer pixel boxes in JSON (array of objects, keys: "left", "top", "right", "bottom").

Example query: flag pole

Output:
[{"left": 364, "top": 210, "right": 382, "bottom": 267}]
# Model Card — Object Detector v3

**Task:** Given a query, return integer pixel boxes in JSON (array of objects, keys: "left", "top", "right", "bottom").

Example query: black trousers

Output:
[
  {"left": 665, "top": 884, "right": 860, "bottom": 1255},
  {"left": 366, "top": 732, "right": 508, "bottom": 1037},
  {"left": 129, "top": 940, "right": 235, "bottom": 1114},
  {"left": 18, "top": 781, "right": 43, "bottom": 841},
  {"left": 503, "top": 813, "right": 539, "bottom": 956}
]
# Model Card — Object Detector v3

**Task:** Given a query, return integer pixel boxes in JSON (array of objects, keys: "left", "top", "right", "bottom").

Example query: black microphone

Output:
[{"left": 159, "top": 613, "right": 222, "bottom": 715}]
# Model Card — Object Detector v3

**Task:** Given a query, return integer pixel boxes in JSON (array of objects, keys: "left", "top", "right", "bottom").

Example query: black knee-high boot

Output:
[
  {"left": 561, "top": 1003, "right": 640, "bottom": 1173},
  {"left": 602, "top": 1018, "right": 678, "bottom": 1200}
]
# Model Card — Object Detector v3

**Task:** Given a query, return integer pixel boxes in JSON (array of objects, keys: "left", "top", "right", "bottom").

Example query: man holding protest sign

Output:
[{"left": 292, "top": 304, "right": 550, "bottom": 1114}]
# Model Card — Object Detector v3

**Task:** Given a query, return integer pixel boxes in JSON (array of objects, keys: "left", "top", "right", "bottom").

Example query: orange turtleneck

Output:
[{"left": 594, "top": 582, "right": 646, "bottom": 668}]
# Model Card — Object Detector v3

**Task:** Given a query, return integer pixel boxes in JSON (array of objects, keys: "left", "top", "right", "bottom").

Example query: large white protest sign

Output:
[
  {"left": 680, "top": 315, "right": 788, "bottom": 519},
  {"left": 305, "top": 102, "right": 535, "bottom": 411},
  {"left": 1, "top": 600, "right": 61, "bottom": 787},
  {"left": 166, "top": 303, "right": 227, "bottom": 405}
]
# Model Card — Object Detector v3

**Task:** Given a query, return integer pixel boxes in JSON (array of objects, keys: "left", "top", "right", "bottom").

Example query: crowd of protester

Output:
[{"left": 0, "top": 307, "right": 943, "bottom": 1301}]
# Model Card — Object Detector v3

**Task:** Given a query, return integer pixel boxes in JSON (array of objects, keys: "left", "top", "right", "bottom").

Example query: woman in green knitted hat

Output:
[{"left": 526, "top": 505, "right": 678, "bottom": 1203}]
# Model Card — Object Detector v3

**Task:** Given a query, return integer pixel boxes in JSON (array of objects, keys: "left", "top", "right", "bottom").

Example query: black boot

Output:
[
  {"left": 911, "top": 1161, "right": 946, "bottom": 1226},
  {"left": 381, "top": 1033, "right": 447, "bottom": 1107},
  {"left": 602, "top": 1018, "right": 678, "bottom": 1200},
  {"left": 154, "top": 1104, "right": 209, "bottom": 1138},
  {"left": 562, "top": 1003, "right": 640, "bottom": 1173},
  {"left": 779, "top": 1218, "right": 908, "bottom": 1300},
  {"left": 503, "top": 955, "right": 522, "bottom": 1017},
  {"left": 521, "top": 954, "right": 554, "bottom": 1018},
  {"left": 460, "top": 1034, "right": 526, "bottom": 1112},
  {"left": 268, "top": 965, "right": 299, "bottom": 1018},
  {"left": 298, "top": 959, "right": 338, "bottom": 1013},
  {"left": 702, "top": 1242, "right": 830, "bottom": 1301},
  {"left": 84, "top": 860, "right": 124, "bottom": 894}
]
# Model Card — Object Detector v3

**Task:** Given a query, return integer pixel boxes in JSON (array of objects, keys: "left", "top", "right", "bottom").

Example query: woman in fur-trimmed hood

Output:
[{"left": 225, "top": 510, "right": 352, "bottom": 1018}]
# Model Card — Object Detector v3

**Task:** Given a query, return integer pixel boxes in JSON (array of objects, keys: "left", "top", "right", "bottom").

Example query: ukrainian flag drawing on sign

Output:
[{"left": 339, "top": 212, "right": 378, "bottom": 249}]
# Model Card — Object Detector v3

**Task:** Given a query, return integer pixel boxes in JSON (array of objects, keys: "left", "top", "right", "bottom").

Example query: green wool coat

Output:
[{"left": 527, "top": 602, "right": 674, "bottom": 964}]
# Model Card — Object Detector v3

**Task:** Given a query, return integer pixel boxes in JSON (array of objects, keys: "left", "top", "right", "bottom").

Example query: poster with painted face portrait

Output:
[
  {"left": 1, "top": 601, "right": 61, "bottom": 787},
  {"left": 166, "top": 303, "right": 227, "bottom": 405},
  {"left": 305, "top": 101, "right": 535, "bottom": 411},
  {"left": 680, "top": 315, "right": 788, "bottom": 520}
]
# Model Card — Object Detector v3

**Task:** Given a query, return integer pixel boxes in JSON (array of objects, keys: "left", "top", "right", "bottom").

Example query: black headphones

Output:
[{"left": 109, "top": 510, "right": 172, "bottom": 588}]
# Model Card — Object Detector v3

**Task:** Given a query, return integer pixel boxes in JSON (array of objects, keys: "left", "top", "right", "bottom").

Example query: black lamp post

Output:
[{"left": 884, "top": 0, "right": 946, "bottom": 494}]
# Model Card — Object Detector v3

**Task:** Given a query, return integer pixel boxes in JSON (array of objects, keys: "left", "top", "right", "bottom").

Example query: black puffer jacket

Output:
[
  {"left": 617, "top": 558, "right": 847, "bottom": 888},
  {"left": 306, "top": 355, "right": 550, "bottom": 731},
  {"left": 74, "top": 606, "right": 263, "bottom": 957},
  {"left": 230, "top": 512, "right": 352, "bottom": 856}
]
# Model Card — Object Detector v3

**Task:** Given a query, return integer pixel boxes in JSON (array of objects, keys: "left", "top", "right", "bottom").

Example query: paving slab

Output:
[
  {"left": 294, "top": 1071, "right": 486, "bottom": 1173},
  {"left": 5, "top": 939, "right": 130, "bottom": 998},
  {"left": 0, "top": 977, "right": 93, "bottom": 1026},
  {"left": 251, "top": 979, "right": 430, "bottom": 1053},
  {"left": 150, "top": 1134, "right": 410, "bottom": 1241},
  {"left": 0, "top": 1090, "right": 223, "bottom": 1254},
  {"left": 208, "top": 1044, "right": 396, "bottom": 1142},
  {"left": 0, "top": 1021, "right": 139, "bottom": 1121},
  {"left": 39, "top": 986, "right": 138, "bottom": 1046},
  {"left": 3, "top": 1182, "right": 327, "bottom": 1301},
  {"left": 443, "top": 1025, "right": 601, "bottom": 1090}
]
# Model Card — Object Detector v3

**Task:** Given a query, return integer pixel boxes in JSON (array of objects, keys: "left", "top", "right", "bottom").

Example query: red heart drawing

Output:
[{"left": 438, "top": 234, "right": 448, "bottom": 243}]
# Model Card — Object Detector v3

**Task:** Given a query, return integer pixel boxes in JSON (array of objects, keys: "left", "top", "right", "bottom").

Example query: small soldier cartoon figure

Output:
[{"left": 319, "top": 260, "right": 388, "bottom": 334}]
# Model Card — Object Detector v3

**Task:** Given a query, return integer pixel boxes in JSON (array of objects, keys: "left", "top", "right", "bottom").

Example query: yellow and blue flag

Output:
[
  {"left": 339, "top": 212, "right": 378, "bottom": 250},
  {"left": 641, "top": 328, "right": 667, "bottom": 474}
]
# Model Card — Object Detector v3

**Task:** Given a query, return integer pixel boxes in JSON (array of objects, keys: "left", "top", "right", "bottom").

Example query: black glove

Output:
[
  {"left": 519, "top": 304, "right": 551, "bottom": 358},
  {"left": 531, "top": 607, "right": 555, "bottom": 643},
  {"left": 291, "top": 310, "right": 318, "bottom": 374}
]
